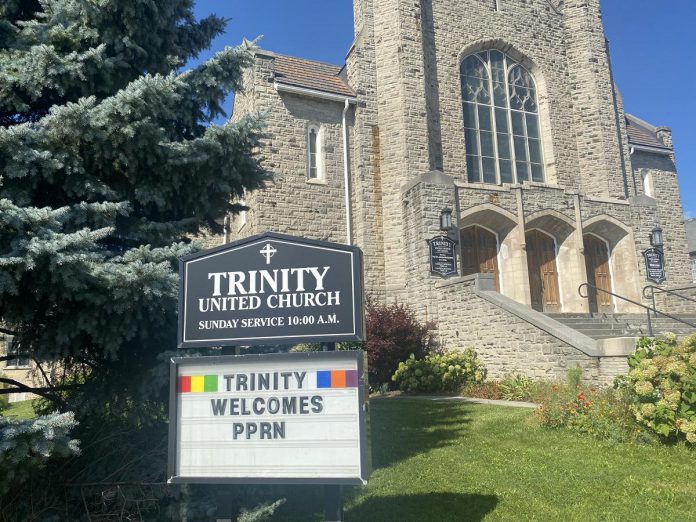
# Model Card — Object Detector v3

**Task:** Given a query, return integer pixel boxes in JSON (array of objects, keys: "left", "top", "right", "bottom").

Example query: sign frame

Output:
[
  {"left": 427, "top": 235, "right": 458, "bottom": 278},
  {"left": 177, "top": 232, "right": 365, "bottom": 349},
  {"left": 167, "top": 350, "right": 369, "bottom": 485},
  {"left": 643, "top": 247, "right": 666, "bottom": 284}
]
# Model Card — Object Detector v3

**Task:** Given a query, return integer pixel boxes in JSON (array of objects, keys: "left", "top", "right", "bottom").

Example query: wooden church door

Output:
[
  {"left": 583, "top": 234, "right": 614, "bottom": 313},
  {"left": 460, "top": 226, "right": 500, "bottom": 291},
  {"left": 526, "top": 230, "right": 561, "bottom": 313}
]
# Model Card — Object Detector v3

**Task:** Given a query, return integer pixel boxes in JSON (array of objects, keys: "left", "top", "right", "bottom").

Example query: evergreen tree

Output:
[
  {"left": 0, "top": 0, "right": 266, "bottom": 401},
  {"left": 0, "top": 0, "right": 271, "bottom": 517}
]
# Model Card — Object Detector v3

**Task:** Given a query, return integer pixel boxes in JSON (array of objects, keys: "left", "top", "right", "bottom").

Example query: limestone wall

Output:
[
  {"left": 435, "top": 275, "right": 627, "bottom": 386},
  {"left": 563, "top": 0, "right": 628, "bottom": 198},
  {"left": 347, "top": 0, "right": 387, "bottom": 299},
  {"left": 229, "top": 53, "right": 351, "bottom": 247},
  {"left": 631, "top": 151, "right": 692, "bottom": 288},
  {"left": 653, "top": 286, "right": 696, "bottom": 316}
]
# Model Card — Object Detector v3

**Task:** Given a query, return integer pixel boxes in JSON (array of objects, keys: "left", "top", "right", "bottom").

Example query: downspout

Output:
[{"left": 342, "top": 98, "right": 353, "bottom": 245}]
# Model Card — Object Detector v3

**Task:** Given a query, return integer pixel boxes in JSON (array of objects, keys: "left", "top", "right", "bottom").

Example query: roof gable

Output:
[
  {"left": 272, "top": 53, "right": 355, "bottom": 98},
  {"left": 626, "top": 114, "right": 671, "bottom": 152}
]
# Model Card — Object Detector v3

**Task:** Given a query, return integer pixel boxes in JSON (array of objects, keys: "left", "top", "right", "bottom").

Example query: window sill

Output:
[
  {"left": 306, "top": 178, "right": 328, "bottom": 186},
  {"left": 455, "top": 180, "right": 563, "bottom": 192},
  {"left": 4, "top": 366, "right": 31, "bottom": 370},
  {"left": 454, "top": 181, "right": 511, "bottom": 192}
]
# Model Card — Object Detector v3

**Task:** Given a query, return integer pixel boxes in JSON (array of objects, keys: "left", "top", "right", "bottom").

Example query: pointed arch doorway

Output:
[
  {"left": 460, "top": 226, "right": 500, "bottom": 291},
  {"left": 526, "top": 229, "right": 561, "bottom": 312},
  {"left": 583, "top": 234, "right": 614, "bottom": 313}
]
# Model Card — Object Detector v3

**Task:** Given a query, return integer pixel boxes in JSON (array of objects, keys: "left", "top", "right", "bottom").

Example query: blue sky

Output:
[{"left": 192, "top": 1, "right": 694, "bottom": 217}]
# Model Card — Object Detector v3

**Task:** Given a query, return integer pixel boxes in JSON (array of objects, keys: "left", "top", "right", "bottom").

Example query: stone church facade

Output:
[{"left": 227, "top": 0, "right": 694, "bottom": 384}]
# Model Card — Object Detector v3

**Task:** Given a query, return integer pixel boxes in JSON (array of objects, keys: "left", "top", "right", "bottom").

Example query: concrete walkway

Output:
[{"left": 372, "top": 395, "right": 538, "bottom": 409}]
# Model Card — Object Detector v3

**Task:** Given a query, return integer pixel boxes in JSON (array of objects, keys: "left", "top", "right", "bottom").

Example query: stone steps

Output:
[{"left": 546, "top": 313, "right": 696, "bottom": 341}]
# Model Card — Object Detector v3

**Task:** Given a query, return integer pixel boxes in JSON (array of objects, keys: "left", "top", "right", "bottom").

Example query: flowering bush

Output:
[
  {"left": 392, "top": 350, "right": 486, "bottom": 393},
  {"left": 617, "top": 334, "right": 696, "bottom": 445},
  {"left": 535, "top": 384, "right": 653, "bottom": 444}
]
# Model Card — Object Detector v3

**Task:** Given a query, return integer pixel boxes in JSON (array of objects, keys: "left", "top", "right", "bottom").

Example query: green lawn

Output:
[
  {"left": 275, "top": 398, "right": 696, "bottom": 521},
  {"left": 0, "top": 399, "right": 36, "bottom": 420}
]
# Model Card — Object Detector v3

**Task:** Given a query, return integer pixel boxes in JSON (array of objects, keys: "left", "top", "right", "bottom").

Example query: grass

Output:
[
  {"left": 0, "top": 399, "right": 36, "bottom": 420},
  {"left": 273, "top": 398, "right": 696, "bottom": 521}
]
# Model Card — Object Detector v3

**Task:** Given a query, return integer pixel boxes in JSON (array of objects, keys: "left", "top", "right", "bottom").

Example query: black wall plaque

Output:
[
  {"left": 178, "top": 232, "right": 364, "bottom": 348},
  {"left": 644, "top": 247, "right": 666, "bottom": 284},
  {"left": 428, "top": 235, "right": 458, "bottom": 278}
]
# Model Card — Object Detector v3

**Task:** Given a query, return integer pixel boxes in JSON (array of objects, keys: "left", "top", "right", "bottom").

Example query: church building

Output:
[{"left": 227, "top": 0, "right": 694, "bottom": 384}]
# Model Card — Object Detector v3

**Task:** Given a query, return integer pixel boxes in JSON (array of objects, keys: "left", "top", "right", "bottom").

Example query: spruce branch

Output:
[
  {"left": 0, "top": 326, "right": 18, "bottom": 336},
  {"left": 0, "top": 377, "right": 79, "bottom": 396}
]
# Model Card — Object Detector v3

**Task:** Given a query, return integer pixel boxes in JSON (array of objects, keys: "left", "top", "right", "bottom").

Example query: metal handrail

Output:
[
  {"left": 643, "top": 284, "right": 696, "bottom": 317},
  {"left": 578, "top": 283, "right": 696, "bottom": 337}
]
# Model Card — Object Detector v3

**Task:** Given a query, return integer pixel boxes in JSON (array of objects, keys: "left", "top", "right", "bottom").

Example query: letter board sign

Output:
[
  {"left": 178, "top": 232, "right": 364, "bottom": 348},
  {"left": 167, "top": 351, "right": 368, "bottom": 484}
]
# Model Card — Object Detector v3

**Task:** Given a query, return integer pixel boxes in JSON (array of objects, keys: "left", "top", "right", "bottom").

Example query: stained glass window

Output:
[{"left": 461, "top": 50, "right": 544, "bottom": 184}]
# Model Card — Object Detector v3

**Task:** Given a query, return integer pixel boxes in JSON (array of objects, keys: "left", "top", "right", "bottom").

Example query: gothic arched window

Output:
[{"left": 461, "top": 50, "right": 544, "bottom": 185}]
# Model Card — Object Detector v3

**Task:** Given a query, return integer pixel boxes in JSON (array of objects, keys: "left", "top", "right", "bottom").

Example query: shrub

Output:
[
  {"left": 290, "top": 342, "right": 359, "bottom": 353},
  {"left": 392, "top": 350, "right": 486, "bottom": 393},
  {"left": 535, "top": 383, "right": 655, "bottom": 444},
  {"left": 461, "top": 381, "right": 503, "bottom": 400},
  {"left": 463, "top": 375, "right": 554, "bottom": 403},
  {"left": 499, "top": 374, "right": 536, "bottom": 401},
  {"left": 617, "top": 334, "right": 696, "bottom": 445},
  {"left": 567, "top": 367, "right": 583, "bottom": 389},
  {"left": 363, "top": 302, "right": 438, "bottom": 387},
  {"left": 292, "top": 303, "right": 437, "bottom": 388}
]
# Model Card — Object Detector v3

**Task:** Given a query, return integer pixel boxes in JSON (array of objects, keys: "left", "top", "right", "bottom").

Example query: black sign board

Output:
[
  {"left": 427, "top": 235, "right": 458, "bottom": 278},
  {"left": 643, "top": 247, "right": 666, "bottom": 284},
  {"left": 178, "top": 232, "right": 364, "bottom": 348}
]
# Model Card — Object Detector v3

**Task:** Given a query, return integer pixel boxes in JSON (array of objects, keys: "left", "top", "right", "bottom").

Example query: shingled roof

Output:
[
  {"left": 272, "top": 53, "right": 355, "bottom": 98},
  {"left": 626, "top": 114, "right": 671, "bottom": 152}
]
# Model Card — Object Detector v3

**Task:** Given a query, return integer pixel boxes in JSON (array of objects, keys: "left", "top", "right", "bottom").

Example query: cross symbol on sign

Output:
[{"left": 260, "top": 243, "right": 277, "bottom": 265}]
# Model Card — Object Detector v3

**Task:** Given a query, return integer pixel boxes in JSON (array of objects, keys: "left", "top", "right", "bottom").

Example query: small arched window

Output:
[
  {"left": 307, "top": 124, "right": 323, "bottom": 180},
  {"left": 461, "top": 50, "right": 544, "bottom": 185}
]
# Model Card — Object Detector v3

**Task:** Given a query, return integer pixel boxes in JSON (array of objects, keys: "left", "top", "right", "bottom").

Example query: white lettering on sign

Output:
[
  {"left": 199, "top": 268, "right": 339, "bottom": 317},
  {"left": 207, "top": 267, "right": 330, "bottom": 296}
]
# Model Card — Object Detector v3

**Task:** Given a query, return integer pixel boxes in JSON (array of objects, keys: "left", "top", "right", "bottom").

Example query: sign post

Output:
[
  {"left": 172, "top": 232, "right": 367, "bottom": 521},
  {"left": 321, "top": 342, "right": 343, "bottom": 522}
]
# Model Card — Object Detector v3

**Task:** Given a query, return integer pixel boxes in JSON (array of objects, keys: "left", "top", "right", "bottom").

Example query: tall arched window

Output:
[{"left": 461, "top": 50, "right": 544, "bottom": 185}]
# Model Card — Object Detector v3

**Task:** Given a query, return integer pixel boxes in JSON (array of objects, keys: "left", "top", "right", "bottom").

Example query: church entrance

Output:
[
  {"left": 460, "top": 226, "right": 500, "bottom": 291},
  {"left": 583, "top": 234, "right": 614, "bottom": 313},
  {"left": 526, "top": 230, "right": 561, "bottom": 313}
]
